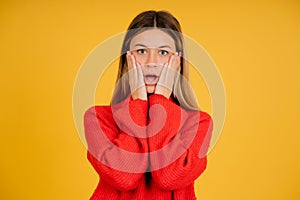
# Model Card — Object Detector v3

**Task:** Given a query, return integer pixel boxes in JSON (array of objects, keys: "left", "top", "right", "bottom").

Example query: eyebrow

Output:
[{"left": 134, "top": 43, "right": 172, "bottom": 49}]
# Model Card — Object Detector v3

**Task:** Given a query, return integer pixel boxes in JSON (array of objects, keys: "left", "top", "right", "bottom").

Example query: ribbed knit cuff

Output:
[
  {"left": 128, "top": 95, "right": 148, "bottom": 126},
  {"left": 111, "top": 95, "right": 148, "bottom": 138}
]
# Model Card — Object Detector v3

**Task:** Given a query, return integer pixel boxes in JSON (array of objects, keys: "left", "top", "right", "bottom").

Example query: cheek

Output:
[
  {"left": 132, "top": 53, "right": 146, "bottom": 64},
  {"left": 160, "top": 55, "right": 171, "bottom": 63}
]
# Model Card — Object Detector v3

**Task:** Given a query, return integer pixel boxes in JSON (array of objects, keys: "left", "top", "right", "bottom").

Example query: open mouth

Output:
[{"left": 144, "top": 74, "right": 159, "bottom": 85}]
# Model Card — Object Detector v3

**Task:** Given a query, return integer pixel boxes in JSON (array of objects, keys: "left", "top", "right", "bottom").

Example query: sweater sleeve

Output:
[
  {"left": 148, "top": 94, "right": 213, "bottom": 190},
  {"left": 84, "top": 96, "right": 149, "bottom": 191}
]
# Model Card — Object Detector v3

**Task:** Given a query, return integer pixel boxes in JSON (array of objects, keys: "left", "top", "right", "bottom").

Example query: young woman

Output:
[{"left": 84, "top": 10, "right": 213, "bottom": 200}]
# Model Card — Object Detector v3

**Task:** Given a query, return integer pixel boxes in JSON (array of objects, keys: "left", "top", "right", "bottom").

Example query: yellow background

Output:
[{"left": 1, "top": 0, "right": 299, "bottom": 199}]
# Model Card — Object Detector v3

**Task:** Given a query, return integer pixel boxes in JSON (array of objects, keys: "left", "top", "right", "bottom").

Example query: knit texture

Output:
[{"left": 84, "top": 94, "right": 213, "bottom": 200}]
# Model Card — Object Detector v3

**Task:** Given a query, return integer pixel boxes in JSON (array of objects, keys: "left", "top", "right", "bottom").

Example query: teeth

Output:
[{"left": 146, "top": 75, "right": 157, "bottom": 78}]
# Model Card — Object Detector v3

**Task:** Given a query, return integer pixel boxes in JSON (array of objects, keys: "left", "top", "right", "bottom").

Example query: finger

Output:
[
  {"left": 168, "top": 55, "right": 175, "bottom": 69},
  {"left": 161, "top": 60, "right": 178, "bottom": 90},
  {"left": 159, "top": 62, "right": 168, "bottom": 77},
  {"left": 165, "top": 56, "right": 175, "bottom": 79},
  {"left": 136, "top": 62, "right": 145, "bottom": 85},
  {"left": 169, "top": 54, "right": 180, "bottom": 71},
  {"left": 175, "top": 55, "right": 181, "bottom": 71},
  {"left": 127, "top": 52, "right": 139, "bottom": 93},
  {"left": 130, "top": 54, "right": 139, "bottom": 82},
  {"left": 126, "top": 51, "right": 133, "bottom": 70},
  {"left": 130, "top": 54, "right": 137, "bottom": 69}
]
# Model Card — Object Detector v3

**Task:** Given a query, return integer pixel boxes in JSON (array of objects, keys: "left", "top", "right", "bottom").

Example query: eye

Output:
[
  {"left": 159, "top": 50, "right": 169, "bottom": 56},
  {"left": 136, "top": 49, "right": 147, "bottom": 55}
]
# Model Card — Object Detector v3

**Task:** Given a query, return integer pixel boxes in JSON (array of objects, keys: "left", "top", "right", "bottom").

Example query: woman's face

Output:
[{"left": 129, "top": 29, "right": 177, "bottom": 94}]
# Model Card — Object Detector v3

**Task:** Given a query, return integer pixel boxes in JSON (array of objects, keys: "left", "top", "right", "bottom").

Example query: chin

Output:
[{"left": 146, "top": 85, "right": 156, "bottom": 94}]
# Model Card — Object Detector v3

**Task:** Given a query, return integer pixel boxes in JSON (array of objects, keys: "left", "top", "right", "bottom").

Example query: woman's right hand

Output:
[{"left": 126, "top": 51, "right": 147, "bottom": 100}]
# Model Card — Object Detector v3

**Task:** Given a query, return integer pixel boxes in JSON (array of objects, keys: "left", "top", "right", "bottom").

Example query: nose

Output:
[{"left": 145, "top": 50, "right": 158, "bottom": 67}]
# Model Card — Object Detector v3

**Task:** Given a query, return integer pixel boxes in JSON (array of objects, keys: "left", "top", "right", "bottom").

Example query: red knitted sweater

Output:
[{"left": 84, "top": 94, "right": 213, "bottom": 200}]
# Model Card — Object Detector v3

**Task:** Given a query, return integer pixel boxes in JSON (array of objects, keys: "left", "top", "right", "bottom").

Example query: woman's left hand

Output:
[{"left": 155, "top": 52, "right": 181, "bottom": 99}]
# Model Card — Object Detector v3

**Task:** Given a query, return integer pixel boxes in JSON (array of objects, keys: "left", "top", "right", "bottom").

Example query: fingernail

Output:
[
  {"left": 175, "top": 52, "right": 178, "bottom": 56},
  {"left": 126, "top": 51, "right": 130, "bottom": 55}
]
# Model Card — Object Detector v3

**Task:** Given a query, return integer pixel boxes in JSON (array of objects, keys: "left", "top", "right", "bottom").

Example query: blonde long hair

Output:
[{"left": 111, "top": 10, "right": 199, "bottom": 111}]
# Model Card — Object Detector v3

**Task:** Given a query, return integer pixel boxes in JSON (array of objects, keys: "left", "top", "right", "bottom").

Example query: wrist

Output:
[
  {"left": 155, "top": 84, "right": 171, "bottom": 99},
  {"left": 132, "top": 89, "right": 147, "bottom": 101}
]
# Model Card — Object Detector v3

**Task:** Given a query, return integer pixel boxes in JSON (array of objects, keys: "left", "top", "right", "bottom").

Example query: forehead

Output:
[{"left": 130, "top": 29, "right": 176, "bottom": 50}]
